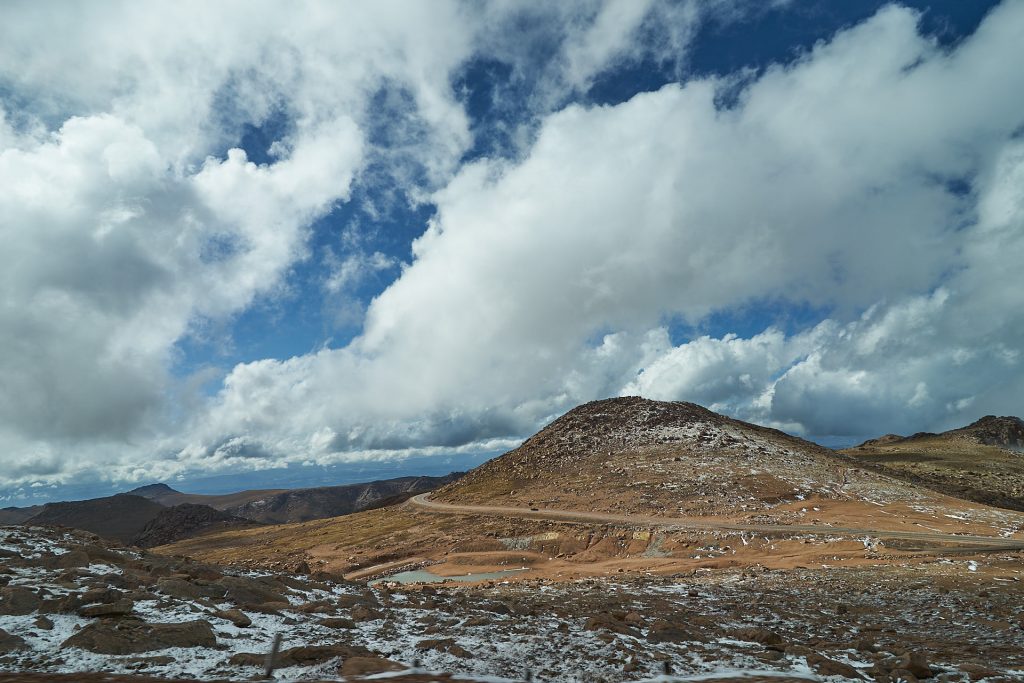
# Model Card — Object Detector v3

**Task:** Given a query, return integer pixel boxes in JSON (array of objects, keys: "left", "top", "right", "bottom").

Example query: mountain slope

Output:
[
  {"left": 844, "top": 415, "right": 1024, "bottom": 512},
  {"left": 126, "top": 483, "right": 288, "bottom": 509},
  {"left": 434, "top": 396, "right": 940, "bottom": 520},
  {"left": 223, "top": 474, "right": 463, "bottom": 524},
  {"left": 130, "top": 503, "right": 261, "bottom": 548},
  {"left": 23, "top": 494, "right": 165, "bottom": 543}
]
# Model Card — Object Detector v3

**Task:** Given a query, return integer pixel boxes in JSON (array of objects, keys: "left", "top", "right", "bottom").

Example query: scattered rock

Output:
[{"left": 33, "top": 615, "right": 54, "bottom": 631}]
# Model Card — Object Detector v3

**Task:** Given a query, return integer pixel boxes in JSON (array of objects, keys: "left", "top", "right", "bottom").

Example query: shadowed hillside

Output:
[{"left": 844, "top": 414, "right": 1024, "bottom": 512}]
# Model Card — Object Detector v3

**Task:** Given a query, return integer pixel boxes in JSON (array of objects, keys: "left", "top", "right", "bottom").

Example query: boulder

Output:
[
  {"left": 214, "top": 608, "right": 251, "bottom": 627},
  {"left": 731, "top": 626, "right": 785, "bottom": 647},
  {"left": 154, "top": 578, "right": 204, "bottom": 601},
  {"left": 584, "top": 612, "right": 639, "bottom": 636},
  {"left": 215, "top": 575, "right": 288, "bottom": 606},
  {"left": 415, "top": 638, "right": 472, "bottom": 658},
  {"left": 646, "top": 619, "right": 696, "bottom": 643},
  {"left": 80, "top": 587, "right": 125, "bottom": 605},
  {"left": 0, "top": 628, "right": 27, "bottom": 653},
  {"left": 79, "top": 599, "right": 134, "bottom": 618},
  {"left": 55, "top": 550, "right": 91, "bottom": 569},
  {"left": 61, "top": 618, "right": 217, "bottom": 654},
  {"left": 319, "top": 617, "right": 356, "bottom": 629},
  {"left": 350, "top": 603, "right": 383, "bottom": 622},
  {"left": 0, "top": 586, "right": 40, "bottom": 615},
  {"left": 807, "top": 652, "right": 863, "bottom": 679},
  {"left": 894, "top": 651, "right": 934, "bottom": 679},
  {"left": 340, "top": 655, "right": 406, "bottom": 676}
]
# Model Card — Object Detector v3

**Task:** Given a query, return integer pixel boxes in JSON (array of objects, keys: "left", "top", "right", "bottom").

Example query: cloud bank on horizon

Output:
[{"left": 1, "top": 0, "right": 1022, "bottom": 495}]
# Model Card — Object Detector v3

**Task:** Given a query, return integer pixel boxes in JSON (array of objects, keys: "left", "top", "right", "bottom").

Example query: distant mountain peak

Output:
[{"left": 127, "top": 483, "right": 179, "bottom": 496}]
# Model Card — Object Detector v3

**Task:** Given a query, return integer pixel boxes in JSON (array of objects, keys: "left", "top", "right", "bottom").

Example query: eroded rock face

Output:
[{"left": 61, "top": 619, "right": 217, "bottom": 654}]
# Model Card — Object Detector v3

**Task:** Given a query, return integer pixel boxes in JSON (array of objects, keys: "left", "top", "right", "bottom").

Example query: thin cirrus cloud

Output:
[{"left": 0, "top": 0, "right": 1022, "bottom": 494}]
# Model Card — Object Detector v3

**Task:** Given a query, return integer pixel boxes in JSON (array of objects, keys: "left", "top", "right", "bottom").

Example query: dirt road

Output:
[{"left": 408, "top": 494, "right": 1024, "bottom": 551}]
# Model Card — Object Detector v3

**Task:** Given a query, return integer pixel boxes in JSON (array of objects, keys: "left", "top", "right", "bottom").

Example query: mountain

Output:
[
  {"left": 0, "top": 505, "right": 42, "bottom": 525},
  {"left": 126, "top": 482, "right": 289, "bottom": 509},
  {"left": 223, "top": 474, "right": 463, "bottom": 524},
  {"left": 129, "top": 503, "right": 261, "bottom": 548},
  {"left": 6, "top": 473, "right": 463, "bottom": 544},
  {"left": 433, "top": 396, "right": 930, "bottom": 517},
  {"left": 23, "top": 494, "right": 165, "bottom": 543},
  {"left": 126, "top": 474, "right": 462, "bottom": 524},
  {"left": 844, "top": 414, "right": 1024, "bottom": 512},
  {"left": 161, "top": 397, "right": 1024, "bottom": 582}
]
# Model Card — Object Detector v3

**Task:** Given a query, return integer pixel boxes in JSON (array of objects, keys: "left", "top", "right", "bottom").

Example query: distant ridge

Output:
[
  {"left": 845, "top": 413, "right": 1024, "bottom": 512},
  {"left": 24, "top": 494, "right": 165, "bottom": 543},
  {"left": 5, "top": 472, "right": 464, "bottom": 541}
]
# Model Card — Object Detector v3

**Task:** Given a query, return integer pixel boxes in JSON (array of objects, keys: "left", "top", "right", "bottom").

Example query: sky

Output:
[{"left": 1, "top": 0, "right": 1022, "bottom": 504}]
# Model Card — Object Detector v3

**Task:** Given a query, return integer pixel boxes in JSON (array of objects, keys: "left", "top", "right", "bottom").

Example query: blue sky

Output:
[{"left": 1, "top": 0, "right": 1022, "bottom": 503}]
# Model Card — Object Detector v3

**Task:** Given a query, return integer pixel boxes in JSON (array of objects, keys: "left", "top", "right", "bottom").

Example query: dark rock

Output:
[
  {"left": 55, "top": 550, "right": 91, "bottom": 569},
  {"left": 81, "top": 587, "right": 124, "bottom": 605},
  {"left": 61, "top": 618, "right": 217, "bottom": 654},
  {"left": 0, "top": 628, "right": 27, "bottom": 653},
  {"left": 79, "top": 598, "right": 134, "bottom": 618},
  {"left": 731, "top": 626, "right": 784, "bottom": 647},
  {"left": 0, "top": 586, "right": 41, "bottom": 615},
  {"left": 340, "top": 655, "right": 406, "bottom": 675},
  {"left": 894, "top": 652, "right": 934, "bottom": 679},
  {"left": 584, "top": 612, "right": 639, "bottom": 636},
  {"left": 214, "top": 608, "right": 251, "bottom": 627},
  {"left": 154, "top": 578, "right": 204, "bottom": 601},
  {"left": 215, "top": 575, "right": 288, "bottom": 606},
  {"left": 807, "top": 652, "right": 863, "bottom": 679},
  {"left": 646, "top": 619, "right": 696, "bottom": 643},
  {"left": 33, "top": 615, "right": 54, "bottom": 630},
  {"left": 415, "top": 638, "right": 472, "bottom": 658},
  {"left": 319, "top": 617, "right": 356, "bottom": 629},
  {"left": 350, "top": 603, "right": 383, "bottom": 622}
]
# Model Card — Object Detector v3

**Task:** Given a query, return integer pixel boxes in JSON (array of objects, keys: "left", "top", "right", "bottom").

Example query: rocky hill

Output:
[
  {"left": 22, "top": 495, "right": 166, "bottom": 544},
  {"left": 128, "top": 503, "right": 261, "bottom": 548},
  {"left": 434, "top": 396, "right": 933, "bottom": 519},
  {"left": 948, "top": 415, "right": 1024, "bottom": 450},
  {"left": 224, "top": 474, "right": 463, "bottom": 524},
  {"left": 844, "top": 413, "right": 1024, "bottom": 512},
  {"left": 0, "top": 506, "right": 42, "bottom": 526}
]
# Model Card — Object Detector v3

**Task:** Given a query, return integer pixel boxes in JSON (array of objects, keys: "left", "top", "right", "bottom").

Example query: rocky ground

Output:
[{"left": 2, "top": 525, "right": 1023, "bottom": 682}]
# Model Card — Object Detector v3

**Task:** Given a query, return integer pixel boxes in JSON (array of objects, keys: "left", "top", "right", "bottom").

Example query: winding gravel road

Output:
[{"left": 409, "top": 493, "right": 1024, "bottom": 552}]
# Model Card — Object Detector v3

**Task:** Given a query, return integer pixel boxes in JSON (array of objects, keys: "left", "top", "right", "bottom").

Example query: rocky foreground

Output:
[{"left": 1, "top": 525, "right": 1023, "bottom": 682}]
